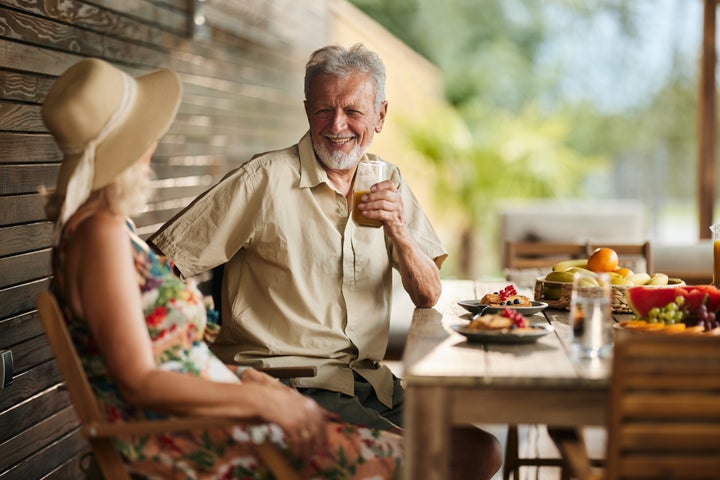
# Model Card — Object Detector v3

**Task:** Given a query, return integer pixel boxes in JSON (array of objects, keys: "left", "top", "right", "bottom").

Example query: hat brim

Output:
[{"left": 56, "top": 68, "right": 182, "bottom": 194}]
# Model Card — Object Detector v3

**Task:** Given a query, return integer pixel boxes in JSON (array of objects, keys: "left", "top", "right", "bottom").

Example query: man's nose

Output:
[{"left": 330, "top": 110, "right": 348, "bottom": 131}]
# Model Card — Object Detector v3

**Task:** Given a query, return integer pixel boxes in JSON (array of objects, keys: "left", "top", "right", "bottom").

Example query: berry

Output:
[
  {"left": 498, "top": 285, "right": 518, "bottom": 301},
  {"left": 501, "top": 307, "right": 528, "bottom": 328}
]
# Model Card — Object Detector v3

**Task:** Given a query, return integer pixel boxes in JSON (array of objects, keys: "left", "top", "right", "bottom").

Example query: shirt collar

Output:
[{"left": 298, "top": 131, "right": 327, "bottom": 189}]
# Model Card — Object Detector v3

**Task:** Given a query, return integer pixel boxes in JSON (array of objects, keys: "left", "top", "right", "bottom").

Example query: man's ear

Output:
[{"left": 375, "top": 101, "right": 388, "bottom": 133}]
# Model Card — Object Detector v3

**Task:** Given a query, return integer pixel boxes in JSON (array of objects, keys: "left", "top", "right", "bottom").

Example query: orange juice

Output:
[
  {"left": 714, "top": 240, "right": 720, "bottom": 287},
  {"left": 352, "top": 191, "right": 382, "bottom": 228}
]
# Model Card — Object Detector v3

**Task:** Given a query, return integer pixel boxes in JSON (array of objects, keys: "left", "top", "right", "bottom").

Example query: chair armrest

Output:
[
  {"left": 256, "top": 366, "right": 317, "bottom": 378},
  {"left": 225, "top": 363, "right": 317, "bottom": 378},
  {"left": 83, "top": 417, "right": 260, "bottom": 438}
]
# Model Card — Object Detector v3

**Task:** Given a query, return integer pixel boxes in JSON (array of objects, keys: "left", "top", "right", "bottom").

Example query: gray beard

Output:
[{"left": 315, "top": 142, "right": 365, "bottom": 170}]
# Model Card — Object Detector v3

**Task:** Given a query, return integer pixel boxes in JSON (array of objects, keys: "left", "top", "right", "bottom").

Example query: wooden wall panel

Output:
[{"left": 0, "top": 0, "right": 330, "bottom": 476}]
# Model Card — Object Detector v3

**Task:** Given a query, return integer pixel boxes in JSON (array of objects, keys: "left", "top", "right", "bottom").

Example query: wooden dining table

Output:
[{"left": 401, "top": 279, "right": 629, "bottom": 480}]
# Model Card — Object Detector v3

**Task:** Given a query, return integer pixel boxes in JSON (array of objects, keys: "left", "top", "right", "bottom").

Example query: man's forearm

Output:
[{"left": 392, "top": 229, "right": 442, "bottom": 307}]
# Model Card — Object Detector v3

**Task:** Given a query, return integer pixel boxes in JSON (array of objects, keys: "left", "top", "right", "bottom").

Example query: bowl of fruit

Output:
[
  {"left": 534, "top": 247, "right": 684, "bottom": 312},
  {"left": 616, "top": 284, "right": 720, "bottom": 335}
]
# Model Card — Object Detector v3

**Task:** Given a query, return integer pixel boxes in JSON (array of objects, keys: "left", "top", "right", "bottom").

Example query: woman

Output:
[{"left": 42, "top": 58, "right": 403, "bottom": 479}]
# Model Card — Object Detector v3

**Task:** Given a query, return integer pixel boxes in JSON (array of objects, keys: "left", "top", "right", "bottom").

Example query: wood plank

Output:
[
  {"left": 0, "top": 360, "right": 62, "bottom": 412},
  {"left": 0, "top": 39, "right": 83, "bottom": 77},
  {"left": 4, "top": 0, "right": 181, "bottom": 48},
  {"left": 0, "top": 164, "right": 58, "bottom": 194},
  {"left": 88, "top": 0, "right": 188, "bottom": 34},
  {"left": 0, "top": 248, "right": 52, "bottom": 289},
  {"left": 0, "top": 278, "right": 50, "bottom": 319},
  {"left": 132, "top": 207, "right": 185, "bottom": 231},
  {"left": 40, "top": 449, "right": 90, "bottom": 480},
  {"left": 0, "top": 70, "right": 55, "bottom": 103},
  {"left": 0, "top": 223, "right": 53, "bottom": 257},
  {"left": 149, "top": 184, "right": 215, "bottom": 203},
  {"left": 0, "top": 429, "right": 88, "bottom": 480},
  {"left": 0, "top": 310, "right": 44, "bottom": 350},
  {"left": 0, "top": 133, "right": 61, "bottom": 164},
  {"left": 0, "top": 193, "right": 46, "bottom": 226},
  {"left": 0, "top": 406, "right": 81, "bottom": 474},
  {"left": 0, "top": 385, "right": 72, "bottom": 444},
  {"left": 8, "top": 333, "right": 55, "bottom": 374},
  {"left": 0, "top": 102, "right": 43, "bottom": 133}
]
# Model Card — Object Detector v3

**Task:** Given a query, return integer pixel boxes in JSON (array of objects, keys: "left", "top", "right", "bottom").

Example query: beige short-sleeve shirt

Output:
[{"left": 150, "top": 132, "right": 446, "bottom": 407}]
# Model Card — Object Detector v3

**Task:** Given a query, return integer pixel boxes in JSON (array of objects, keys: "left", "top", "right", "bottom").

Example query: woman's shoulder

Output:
[{"left": 71, "top": 211, "right": 129, "bottom": 250}]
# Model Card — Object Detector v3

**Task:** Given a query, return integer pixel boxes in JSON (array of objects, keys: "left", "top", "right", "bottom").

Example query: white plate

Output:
[
  {"left": 457, "top": 300, "right": 549, "bottom": 316},
  {"left": 451, "top": 323, "right": 554, "bottom": 344}
]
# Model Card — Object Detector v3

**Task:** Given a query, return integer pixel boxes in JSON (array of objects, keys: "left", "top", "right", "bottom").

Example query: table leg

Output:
[{"left": 405, "top": 385, "right": 451, "bottom": 480}]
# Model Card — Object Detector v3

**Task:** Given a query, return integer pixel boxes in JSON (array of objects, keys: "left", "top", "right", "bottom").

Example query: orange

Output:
[
  {"left": 620, "top": 320, "right": 647, "bottom": 329},
  {"left": 638, "top": 323, "right": 666, "bottom": 331},
  {"left": 613, "top": 266, "right": 634, "bottom": 278},
  {"left": 587, "top": 247, "right": 619, "bottom": 273},
  {"left": 660, "top": 323, "right": 687, "bottom": 334}
]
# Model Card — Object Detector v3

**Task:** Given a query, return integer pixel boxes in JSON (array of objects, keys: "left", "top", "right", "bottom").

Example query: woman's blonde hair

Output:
[{"left": 44, "top": 160, "right": 152, "bottom": 222}]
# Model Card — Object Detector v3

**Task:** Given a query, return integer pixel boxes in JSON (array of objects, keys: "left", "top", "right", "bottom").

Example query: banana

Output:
[
  {"left": 608, "top": 272, "right": 632, "bottom": 286},
  {"left": 552, "top": 259, "right": 588, "bottom": 272},
  {"left": 627, "top": 273, "right": 651, "bottom": 286},
  {"left": 545, "top": 271, "right": 575, "bottom": 283},
  {"left": 565, "top": 267, "right": 597, "bottom": 276},
  {"left": 647, "top": 273, "right": 669, "bottom": 286},
  {"left": 610, "top": 275, "right": 634, "bottom": 286},
  {"left": 577, "top": 276, "right": 599, "bottom": 287}
]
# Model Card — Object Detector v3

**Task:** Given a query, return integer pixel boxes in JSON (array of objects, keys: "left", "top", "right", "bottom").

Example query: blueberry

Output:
[{"left": 513, "top": 299, "right": 520, "bottom": 304}]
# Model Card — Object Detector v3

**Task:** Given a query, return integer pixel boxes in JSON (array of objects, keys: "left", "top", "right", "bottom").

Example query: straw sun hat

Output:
[{"left": 41, "top": 58, "right": 182, "bottom": 228}]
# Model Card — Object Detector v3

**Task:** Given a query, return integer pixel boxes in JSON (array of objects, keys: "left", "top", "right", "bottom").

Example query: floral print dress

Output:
[{"left": 52, "top": 214, "right": 403, "bottom": 479}]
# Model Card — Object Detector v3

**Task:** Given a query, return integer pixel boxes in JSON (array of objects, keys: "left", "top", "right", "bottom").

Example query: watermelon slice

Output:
[
  {"left": 626, "top": 284, "right": 720, "bottom": 317},
  {"left": 674, "top": 287, "right": 708, "bottom": 313},
  {"left": 682, "top": 285, "right": 720, "bottom": 313},
  {"left": 625, "top": 286, "right": 681, "bottom": 317}
]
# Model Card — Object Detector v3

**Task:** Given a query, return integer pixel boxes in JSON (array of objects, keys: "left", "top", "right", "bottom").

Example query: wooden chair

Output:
[
  {"left": 557, "top": 332, "right": 720, "bottom": 480},
  {"left": 502, "top": 240, "right": 652, "bottom": 480},
  {"left": 504, "top": 240, "right": 653, "bottom": 274},
  {"left": 36, "top": 291, "right": 300, "bottom": 480}
]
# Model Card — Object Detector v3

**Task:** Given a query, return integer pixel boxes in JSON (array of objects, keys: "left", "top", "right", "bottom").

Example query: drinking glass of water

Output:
[{"left": 569, "top": 271, "right": 613, "bottom": 359}]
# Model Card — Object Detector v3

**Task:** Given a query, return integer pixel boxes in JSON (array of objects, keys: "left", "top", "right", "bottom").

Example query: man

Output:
[{"left": 151, "top": 43, "right": 443, "bottom": 430}]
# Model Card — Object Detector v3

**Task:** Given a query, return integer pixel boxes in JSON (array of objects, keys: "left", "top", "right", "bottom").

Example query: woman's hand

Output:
[
  {"left": 240, "top": 367, "right": 287, "bottom": 390},
  {"left": 250, "top": 382, "right": 328, "bottom": 458}
]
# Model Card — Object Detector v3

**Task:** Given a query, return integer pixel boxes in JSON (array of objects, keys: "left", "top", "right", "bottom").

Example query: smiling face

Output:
[{"left": 305, "top": 72, "right": 387, "bottom": 171}]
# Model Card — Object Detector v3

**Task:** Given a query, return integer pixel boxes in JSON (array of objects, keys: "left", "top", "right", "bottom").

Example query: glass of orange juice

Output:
[
  {"left": 352, "top": 160, "right": 386, "bottom": 228},
  {"left": 712, "top": 224, "right": 720, "bottom": 287}
]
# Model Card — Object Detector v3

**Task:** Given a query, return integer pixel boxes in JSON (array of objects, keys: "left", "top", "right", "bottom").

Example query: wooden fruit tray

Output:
[{"left": 533, "top": 276, "right": 685, "bottom": 313}]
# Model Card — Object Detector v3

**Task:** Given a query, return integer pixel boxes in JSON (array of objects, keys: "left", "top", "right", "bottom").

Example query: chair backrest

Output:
[
  {"left": 605, "top": 333, "right": 720, "bottom": 479},
  {"left": 504, "top": 240, "right": 652, "bottom": 282},
  {"left": 37, "top": 292, "right": 109, "bottom": 425},
  {"left": 37, "top": 291, "right": 132, "bottom": 479}
]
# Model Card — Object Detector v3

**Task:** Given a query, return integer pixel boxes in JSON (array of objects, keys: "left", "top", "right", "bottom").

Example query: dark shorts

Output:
[{"left": 296, "top": 372, "right": 404, "bottom": 431}]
